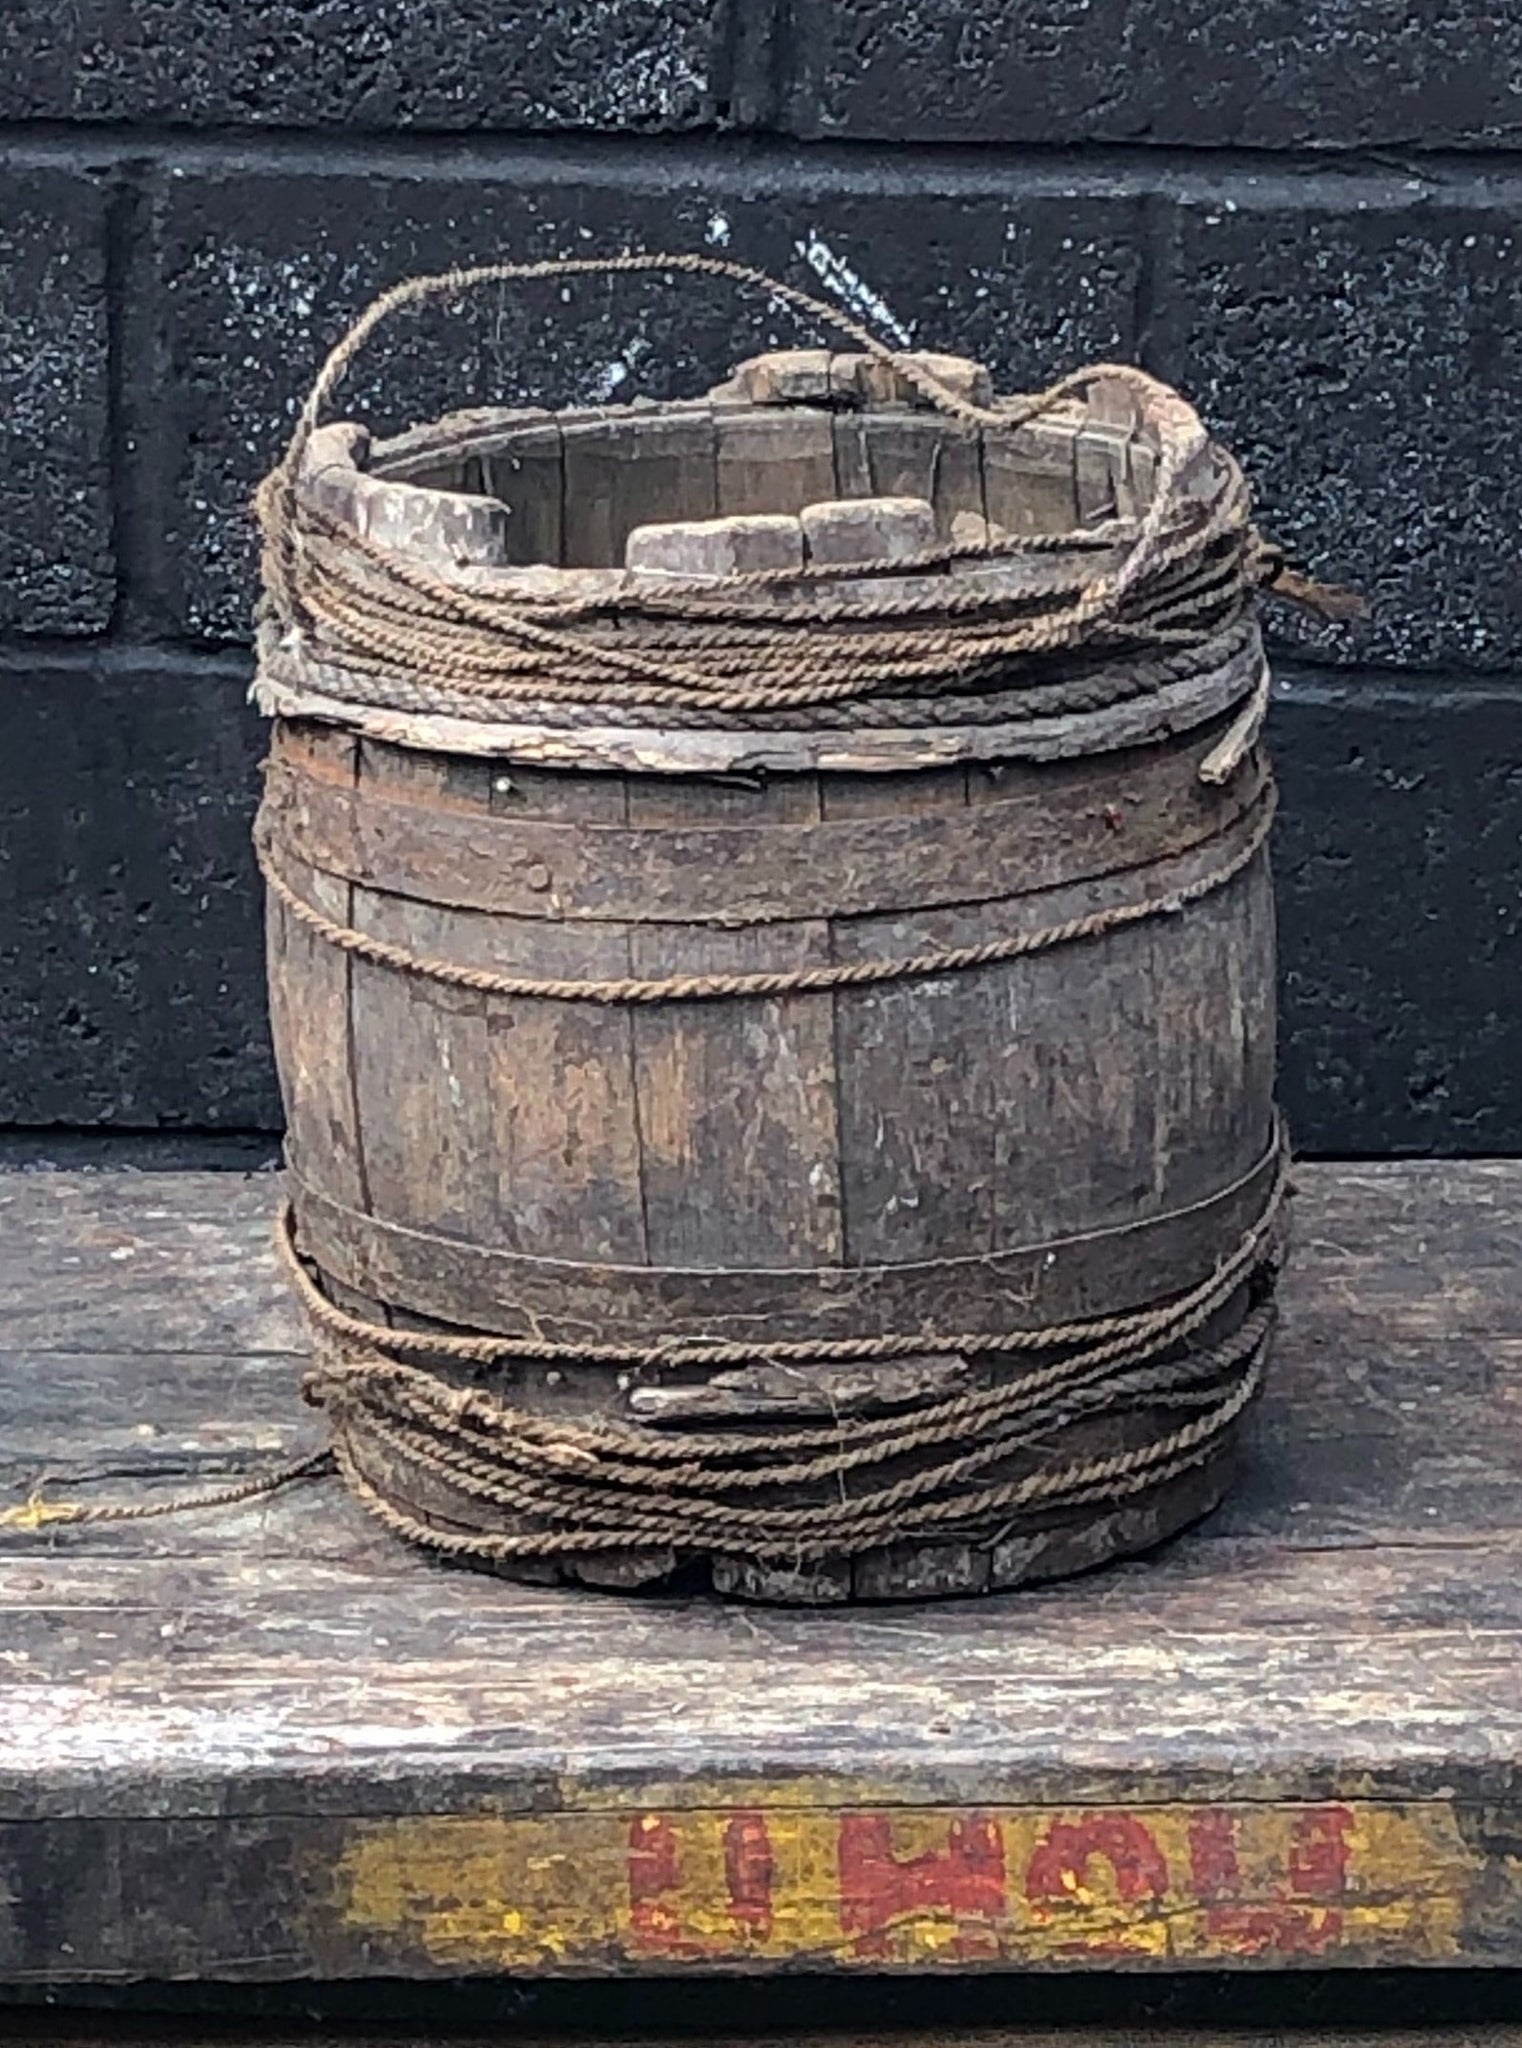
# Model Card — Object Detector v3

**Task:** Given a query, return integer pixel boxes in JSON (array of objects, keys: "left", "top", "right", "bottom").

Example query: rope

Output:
[
  {"left": 289, "top": 1147, "right": 1287, "bottom": 1563},
  {"left": 325, "top": 1337, "right": 1268, "bottom": 1564},
  {"left": 281, "top": 1129, "right": 1286, "bottom": 1372},
  {"left": 257, "top": 783, "right": 1275, "bottom": 1007},
  {"left": 253, "top": 252, "right": 1284, "bottom": 735},
  {"left": 254, "top": 612, "right": 1262, "bottom": 734},
  {"left": 1199, "top": 653, "right": 1272, "bottom": 786},
  {"left": 3, "top": 1142, "right": 1285, "bottom": 1559},
  {"left": 0, "top": 1449, "right": 333, "bottom": 1533}
]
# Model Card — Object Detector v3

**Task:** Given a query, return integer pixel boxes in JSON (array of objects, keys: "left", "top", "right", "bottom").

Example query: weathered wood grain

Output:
[
  {"left": 716, "top": 409, "right": 837, "bottom": 516},
  {"left": 562, "top": 411, "right": 717, "bottom": 566},
  {"left": 715, "top": 350, "right": 994, "bottom": 412},
  {"left": 833, "top": 411, "right": 986, "bottom": 535},
  {"left": 482, "top": 765, "right": 649, "bottom": 1268},
  {"left": 982, "top": 414, "right": 1082, "bottom": 536},
  {"left": 346, "top": 885, "right": 494, "bottom": 1244},
  {"left": 0, "top": 1175, "right": 295, "bottom": 1355},
  {"left": 826, "top": 796, "right": 1274, "bottom": 1262},
  {"left": 854, "top": 350, "right": 994, "bottom": 410},
  {"left": 255, "top": 640, "right": 1257, "bottom": 776},
  {"left": 262, "top": 725, "right": 367, "bottom": 1215},
  {"left": 1148, "top": 843, "right": 1279, "bottom": 1212},
  {"left": 301, "top": 420, "right": 510, "bottom": 568},
  {"left": 625, "top": 770, "right": 843, "bottom": 1270},
  {"left": 288, "top": 1138, "right": 1278, "bottom": 1349},
  {"left": 625, "top": 511, "right": 804, "bottom": 578},
  {"left": 478, "top": 412, "right": 565, "bottom": 568},
  {"left": 12, "top": 1528, "right": 1522, "bottom": 1714},
  {"left": 627, "top": 1353, "right": 973, "bottom": 1424},
  {"left": 800, "top": 494, "right": 937, "bottom": 564},
  {"left": 262, "top": 717, "right": 1266, "bottom": 926},
  {"left": 5, "top": 1150, "right": 1522, "bottom": 1994},
  {"left": 267, "top": 719, "right": 1275, "bottom": 1335}
]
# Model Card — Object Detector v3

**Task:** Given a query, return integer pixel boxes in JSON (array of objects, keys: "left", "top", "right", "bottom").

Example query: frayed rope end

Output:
[
  {"left": 1267, "top": 564, "right": 1370, "bottom": 622},
  {"left": 0, "top": 1494, "right": 84, "bottom": 1533}
]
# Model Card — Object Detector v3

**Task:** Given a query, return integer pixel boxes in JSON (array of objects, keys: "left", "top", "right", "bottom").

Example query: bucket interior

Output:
[{"left": 366, "top": 400, "right": 1157, "bottom": 570}]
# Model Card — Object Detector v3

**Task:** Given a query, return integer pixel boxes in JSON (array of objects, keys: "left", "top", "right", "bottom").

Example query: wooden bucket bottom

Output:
[
  {"left": 319, "top": 1288, "right": 1259, "bottom": 1605},
  {"left": 371, "top": 1442, "right": 1236, "bottom": 1606}
]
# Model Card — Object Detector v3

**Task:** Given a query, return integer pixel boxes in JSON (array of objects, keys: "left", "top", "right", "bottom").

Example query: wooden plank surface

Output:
[{"left": 1, "top": 1164, "right": 1522, "bottom": 1981}]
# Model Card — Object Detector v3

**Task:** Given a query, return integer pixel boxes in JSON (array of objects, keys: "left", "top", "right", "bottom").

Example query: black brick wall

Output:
[
  {"left": 2, "top": 4, "right": 1518, "bottom": 1153},
  {"left": 782, "top": 2, "right": 1522, "bottom": 149}
]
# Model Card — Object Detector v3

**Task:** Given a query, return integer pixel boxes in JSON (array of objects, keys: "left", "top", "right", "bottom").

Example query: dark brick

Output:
[
  {"left": 783, "top": 0, "right": 1522, "bottom": 149},
  {"left": 0, "top": 655, "right": 278, "bottom": 1129},
  {"left": 150, "top": 164, "right": 1141, "bottom": 637},
  {"left": 1272, "top": 676, "right": 1522, "bottom": 1155},
  {"left": 0, "top": 167, "right": 114, "bottom": 635},
  {"left": 1148, "top": 192, "right": 1522, "bottom": 673},
  {"left": 0, "top": 1, "right": 725, "bottom": 130}
]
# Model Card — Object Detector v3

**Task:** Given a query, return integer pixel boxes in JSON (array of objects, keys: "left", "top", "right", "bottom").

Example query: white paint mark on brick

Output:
[
  {"left": 794, "top": 232, "right": 913, "bottom": 348},
  {"left": 583, "top": 332, "right": 651, "bottom": 404}
]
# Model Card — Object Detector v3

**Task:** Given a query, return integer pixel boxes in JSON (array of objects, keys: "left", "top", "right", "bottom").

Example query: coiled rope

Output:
[
  {"left": 286, "top": 1132, "right": 1288, "bottom": 1565},
  {"left": 253, "top": 252, "right": 1290, "bottom": 736}
]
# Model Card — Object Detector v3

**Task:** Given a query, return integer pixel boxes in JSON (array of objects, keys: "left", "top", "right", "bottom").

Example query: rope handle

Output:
[{"left": 268, "top": 250, "right": 1215, "bottom": 615}]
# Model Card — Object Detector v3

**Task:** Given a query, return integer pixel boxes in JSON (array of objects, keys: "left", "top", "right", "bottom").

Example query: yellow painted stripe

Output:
[{"left": 326, "top": 1797, "right": 1474, "bottom": 1970}]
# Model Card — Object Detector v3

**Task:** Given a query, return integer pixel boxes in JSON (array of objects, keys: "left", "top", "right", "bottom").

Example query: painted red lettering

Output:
[
  {"left": 724, "top": 1811, "right": 775, "bottom": 1939},
  {"left": 628, "top": 1814, "right": 689, "bottom": 1953},
  {"left": 1289, "top": 1805, "right": 1353, "bottom": 1895},
  {"left": 1188, "top": 1804, "right": 1352, "bottom": 1957},
  {"left": 839, "top": 1812, "right": 1007, "bottom": 1959},
  {"left": 627, "top": 1811, "right": 776, "bottom": 1956},
  {"left": 1025, "top": 1813, "right": 1170, "bottom": 1954},
  {"left": 1187, "top": 1808, "right": 1241, "bottom": 1896},
  {"left": 1027, "top": 1814, "right": 1171, "bottom": 1907}
]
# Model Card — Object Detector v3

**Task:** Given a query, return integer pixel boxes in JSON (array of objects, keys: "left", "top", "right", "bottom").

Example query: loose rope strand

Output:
[{"left": 0, "top": 1449, "right": 333, "bottom": 1533}]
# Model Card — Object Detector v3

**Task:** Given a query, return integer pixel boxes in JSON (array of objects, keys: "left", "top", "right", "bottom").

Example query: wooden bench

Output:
[{"left": 2, "top": 1161, "right": 1520, "bottom": 1985}]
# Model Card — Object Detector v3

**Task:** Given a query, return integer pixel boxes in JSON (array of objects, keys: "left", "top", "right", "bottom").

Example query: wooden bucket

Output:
[{"left": 257, "top": 279, "right": 1282, "bottom": 1602}]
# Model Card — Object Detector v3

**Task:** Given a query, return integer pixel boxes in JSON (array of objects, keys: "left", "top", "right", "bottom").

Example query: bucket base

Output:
[{"left": 342, "top": 1426, "right": 1241, "bottom": 1605}]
